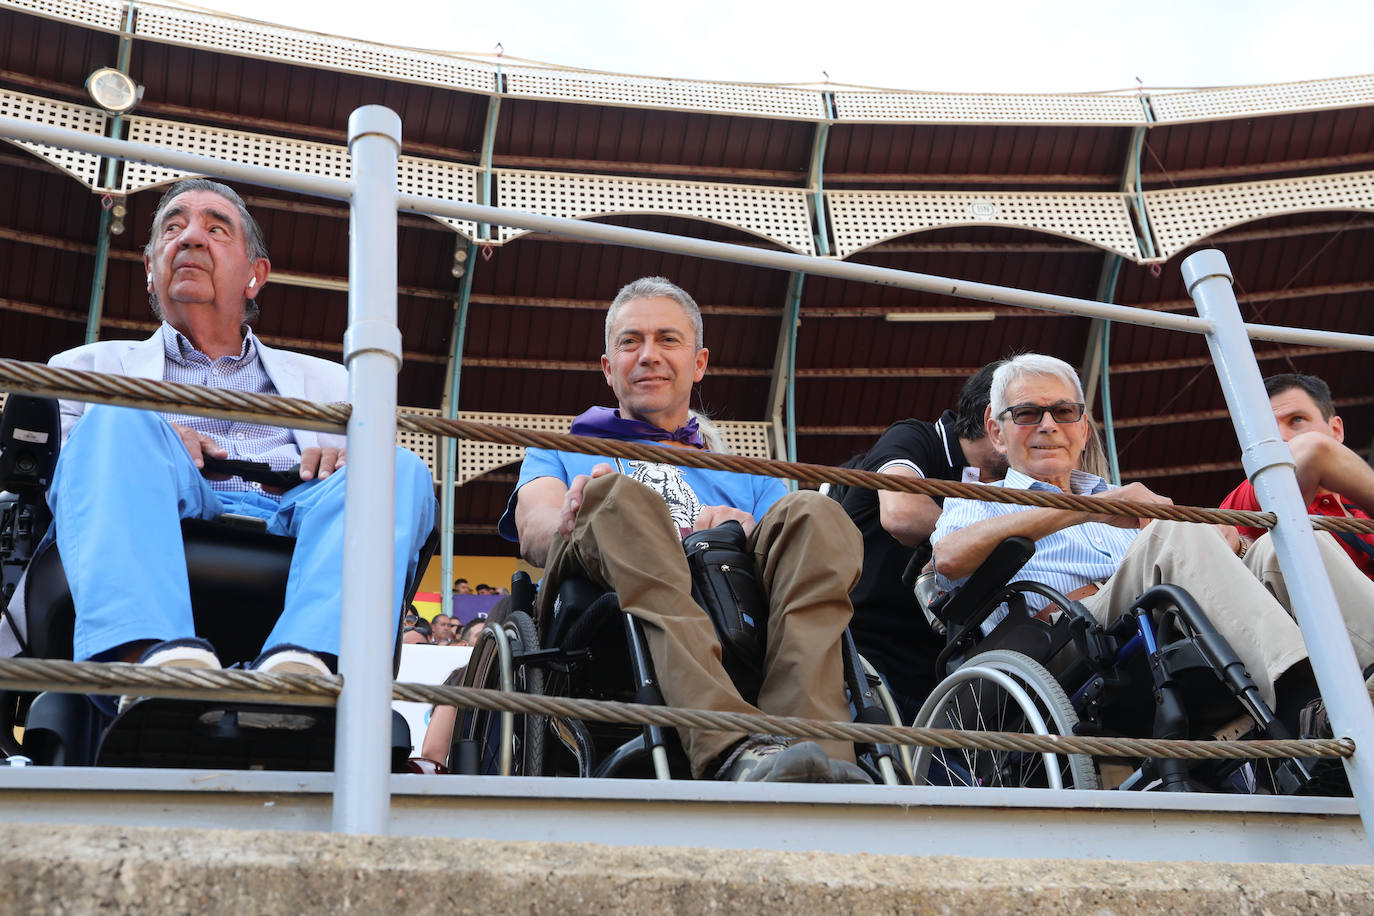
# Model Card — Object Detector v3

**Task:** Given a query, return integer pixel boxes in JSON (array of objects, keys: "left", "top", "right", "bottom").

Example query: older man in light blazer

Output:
[{"left": 45, "top": 179, "right": 433, "bottom": 683}]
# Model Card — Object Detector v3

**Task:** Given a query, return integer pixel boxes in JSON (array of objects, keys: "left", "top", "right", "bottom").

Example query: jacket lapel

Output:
[
  {"left": 255, "top": 339, "right": 315, "bottom": 450},
  {"left": 256, "top": 340, "right": 304, "bottom": 398},
  {"left": 122, "top": 331, "right": 167, "bottom": 379}
]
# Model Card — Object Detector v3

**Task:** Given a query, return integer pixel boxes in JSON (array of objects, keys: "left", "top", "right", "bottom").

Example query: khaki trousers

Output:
[
  {"left": 1082, "top": 520, "right": 1374, "bottom": 706},
  {"left": 538, "top": 474, "right": 861, "bottom": 776},
  {"left": 1244, "top": 529, "right": 1374, "bottom": 671}
]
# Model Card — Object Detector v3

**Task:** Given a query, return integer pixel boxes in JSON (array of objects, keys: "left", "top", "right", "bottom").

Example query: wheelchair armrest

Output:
[
  {"left": 901, "top": 541, "right": 933, "bottom": 590},
  {"left": 929, "top": 536, "right": 1036, "bottom": 628}
]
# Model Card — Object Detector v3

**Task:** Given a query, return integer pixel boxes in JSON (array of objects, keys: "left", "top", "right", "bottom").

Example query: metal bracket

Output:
[{"left": 343, "top": 320, "right": 403, "bottom": 368}]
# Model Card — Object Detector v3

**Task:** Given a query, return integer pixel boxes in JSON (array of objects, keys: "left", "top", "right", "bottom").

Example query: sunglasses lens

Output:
[{"left": 1051, "top": 404, "right": 1084, "bottom": 422}]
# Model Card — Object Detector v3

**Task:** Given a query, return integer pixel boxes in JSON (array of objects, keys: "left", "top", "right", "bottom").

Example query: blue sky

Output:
[{"left": 188, "top": 0, "right": 1371, "bottom": 93}]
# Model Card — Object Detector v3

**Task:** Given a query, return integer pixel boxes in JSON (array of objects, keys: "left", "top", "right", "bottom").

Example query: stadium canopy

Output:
[{"left": 1, "top": 0, "right": 1372, "bottom": 557}]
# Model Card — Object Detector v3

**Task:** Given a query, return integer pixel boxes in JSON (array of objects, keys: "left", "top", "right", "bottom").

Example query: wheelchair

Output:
[
  {"left": 0, "top": 394, "right": 436, "bottom": 771},
  {"left": 442, "top": 522, "right": 909, "bottom": 784},
  {"left": 907, "top": 536, "right": 1325, "bottom": 794}
]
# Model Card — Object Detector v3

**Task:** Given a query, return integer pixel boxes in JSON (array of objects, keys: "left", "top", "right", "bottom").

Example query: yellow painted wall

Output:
[{"left": 417, "top": 554, "right": 541, "bottom": 595}]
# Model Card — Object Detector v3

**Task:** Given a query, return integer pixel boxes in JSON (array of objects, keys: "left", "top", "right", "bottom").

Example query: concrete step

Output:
[{"left": 4, "top": 823, "right": 1373, "bottom": 914}]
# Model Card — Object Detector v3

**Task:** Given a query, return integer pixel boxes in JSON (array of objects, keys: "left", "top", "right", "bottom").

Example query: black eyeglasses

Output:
[{"left": 999, "top": 402, "right": 1086, "bottom": 426}]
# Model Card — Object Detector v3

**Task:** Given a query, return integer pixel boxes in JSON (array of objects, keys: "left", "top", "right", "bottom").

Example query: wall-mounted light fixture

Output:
[{"left": 85, "top": 67, "right": 144, "bottom": 114}]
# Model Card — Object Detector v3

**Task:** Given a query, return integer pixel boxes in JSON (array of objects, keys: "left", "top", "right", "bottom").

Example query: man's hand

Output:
[
  {"left": 300, "top": 445, "right": 346, "bottom": 481},
  {"left": 1090, "top": 482, "right": 1172, "bottom": 529},
  {"left": 171, "top": 423, "right": 228, "bottom": 473},
  {"left": 559, "top": 463, "right": 614, "bottom": 539},
  {"left": 692, "top": 504, "right": 757, "bottom": 538},
  {"left": 1216, "top": 524, "right": 1242, "bottom": 553}
]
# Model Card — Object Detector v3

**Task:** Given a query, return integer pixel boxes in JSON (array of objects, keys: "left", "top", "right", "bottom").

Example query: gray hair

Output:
[
  {"left": 144, "top": 179, "right": 269, "bottom": 325},
  {"left": 604, "top": 276, "right": 705, "bottom": 353},
  {"left": 989, "top": 353, "right": 1085, "bottom": 419},
  {"left": 689, "top": 409, "right": 728, "bottom": 453}
]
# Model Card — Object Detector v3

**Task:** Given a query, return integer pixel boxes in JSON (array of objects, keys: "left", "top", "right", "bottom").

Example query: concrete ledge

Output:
[{"left": 4, "top": 823, "right": 1374, "bottom": 914}]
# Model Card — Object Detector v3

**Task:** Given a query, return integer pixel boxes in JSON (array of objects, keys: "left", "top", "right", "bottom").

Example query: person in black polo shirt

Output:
[{"left": 839, "top": 361, "right": 1006, "bottom": 720}]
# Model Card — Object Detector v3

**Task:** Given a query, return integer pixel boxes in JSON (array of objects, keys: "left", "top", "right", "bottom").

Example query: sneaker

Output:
[
  {"left": 117, "top": 637, "right": 221, "bottom": 714},
  {"left": 250, "top": 644, "right": 333, "bottom": 677},
  {"left": 1296, "top": 698, "right": 1352, "bottom": 797},
  {"left": 713, "top": 736, "right": 833, "bottom": 783},
  {"left": 1299, "top": 697, "right": 1332, "bottom": 740},
  {"left": 826, "top": 757, "right": 875, "bottom": 785}
]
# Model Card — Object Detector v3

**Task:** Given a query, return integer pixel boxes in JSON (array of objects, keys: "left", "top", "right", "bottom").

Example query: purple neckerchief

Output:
[{"left": 570, "top": 406, "right": 704, "bottom": 448}]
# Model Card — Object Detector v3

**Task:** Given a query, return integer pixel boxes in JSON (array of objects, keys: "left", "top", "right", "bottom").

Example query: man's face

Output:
[
  {"left": 434, "top": 616, "right": 453, "bottom": 640},
  {"left": 962, "top": 431, "right": 1010, "bottom": 483},
  {"left": 455, "top": 581, "right": 471, "bottom": 595},
  {"left": 989, "top": 374, "right": 1088, "bottom": 484},
  {"left": 461, "top": 621, "right": 486, "bottom": 646},
  {"left": 601, "top": 296, "right": 708, "bottom": 430},
  {"left": 143, "top": 189, "right": 267, "bottom": 332},
  {"left": 1270, "top": 387, "right": 1343, "bottom": 444}
]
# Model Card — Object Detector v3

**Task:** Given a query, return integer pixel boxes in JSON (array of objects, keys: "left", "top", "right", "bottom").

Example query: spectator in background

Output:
[
  {"left": 432, "top": 613, "right": 455, "bottom": 645},
  {"left": 454, "top": 578, "right": 472, "bottom": 595},
  {"left": 456, "top": 617, "right": 487, "bottom": 647},
  {"left": 474, "top": 583, "right": 493, "bottom": 595}
]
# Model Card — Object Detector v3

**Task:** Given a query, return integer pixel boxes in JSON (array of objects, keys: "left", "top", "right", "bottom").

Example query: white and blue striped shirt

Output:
[
  {"left": 159, "top": 322, "right": 298, "bottom": 499},
  {"left": 930, "top": 467, "right": 1139, "bottom": 619}
]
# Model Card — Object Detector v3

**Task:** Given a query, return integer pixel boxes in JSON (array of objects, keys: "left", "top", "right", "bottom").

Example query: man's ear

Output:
[
  {"left": 601, "top": 354, "right": 614, "bottom": 388},
  {"left": 246, "top": 257, "right": 270, "bottom": 299},
  {"left": 143, "top": 253, "right": 154, "bottom": 292},
  {"left": 986, "top": 407, "right": 1006, "bottom": 452},
  {"left": 1331, "top": 414, "right": 1345, "bottom": 444},
  {"left": 693, "top": 346, "right": 709, "bottom": 382}
]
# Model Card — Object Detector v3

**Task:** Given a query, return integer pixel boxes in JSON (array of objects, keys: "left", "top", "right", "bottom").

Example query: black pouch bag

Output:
[{"left": 682, "top": 520, "right": 768, "bottom": 700}]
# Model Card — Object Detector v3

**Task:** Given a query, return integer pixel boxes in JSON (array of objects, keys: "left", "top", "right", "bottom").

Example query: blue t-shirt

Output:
[{"left": 497, "top": 444, "right": 787, "bottom": 542}]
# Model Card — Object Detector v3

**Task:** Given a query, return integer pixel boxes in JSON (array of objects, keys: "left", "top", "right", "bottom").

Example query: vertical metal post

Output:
[
  {"left": 334, "top": 105, "right": 402, "bottom": 835},
  {"left": 439, "top": 243, "right": 477, "bottom": 622},
  {"left": 766, "top": 273, "right": 803, "bottom": 476},
  {"left": 1184, "top": 249, "right": 1374, "bottom": 852},
  {"left": 84, "top": 1, "right": 137, "bottom": 345}
]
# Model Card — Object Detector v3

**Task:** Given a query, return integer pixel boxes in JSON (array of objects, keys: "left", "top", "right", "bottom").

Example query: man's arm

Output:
[
  {"left": 933, "top": 506, "right": 1088, "bottom": 581},
  {"left": 932, "top": 481, "right": 1171, "bottom": 580},
  {"left": 1287, "top": 431, "right": 1374, "bottom": 512},
  {"left": 513, "top": 464, "right": 614, "bottom": 567},
  {"left": 877, "top": 465, "right": 942, "bottom": 547}
]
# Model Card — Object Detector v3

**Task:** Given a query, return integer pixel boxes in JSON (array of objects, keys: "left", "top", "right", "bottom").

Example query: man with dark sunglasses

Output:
[{"left": 929, "top": 353, "right": 1374, "bottom": 743}]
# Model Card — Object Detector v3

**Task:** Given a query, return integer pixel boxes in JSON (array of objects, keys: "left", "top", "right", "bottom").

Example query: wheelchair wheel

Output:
[
  {"left": 911, "top": 649, "right": 1098, "bottom": 790},
  {"left": 457, "top": 610, "right": 545, "bottom": 776}
]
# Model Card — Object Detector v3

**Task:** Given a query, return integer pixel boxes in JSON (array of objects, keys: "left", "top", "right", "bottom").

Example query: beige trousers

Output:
[
  {"left": 1082, "top": 520, "right": 1374, "bottom": 706},
  {"left": 538, "top": 474, "right": 861, "bottom": 776}
]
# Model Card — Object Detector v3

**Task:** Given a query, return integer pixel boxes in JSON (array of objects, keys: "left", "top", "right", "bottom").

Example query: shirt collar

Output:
[
  {"left": 1003, "top": 466, "right": 1108, "bottom": 495},
  {"left": 936, "top": 409, "right": 968, "bottom": 470},
  {"left": 160, "top": 321, "right": 256, "bottom": 366}
]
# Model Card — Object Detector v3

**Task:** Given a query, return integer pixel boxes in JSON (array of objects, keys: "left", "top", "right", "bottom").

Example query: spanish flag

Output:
[{"left": 411, "top": 591, "right": 443, "bottom": 622}]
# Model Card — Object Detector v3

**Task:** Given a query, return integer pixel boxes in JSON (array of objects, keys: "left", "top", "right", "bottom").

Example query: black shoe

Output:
[{"left": 1295, "top": 698, "right": 1352, "bottom": 797}]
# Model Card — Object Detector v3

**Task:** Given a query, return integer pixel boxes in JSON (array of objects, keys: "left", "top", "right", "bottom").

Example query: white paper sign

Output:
[{"left": 393, "top": 644, "right": 472, "bottom": 754}]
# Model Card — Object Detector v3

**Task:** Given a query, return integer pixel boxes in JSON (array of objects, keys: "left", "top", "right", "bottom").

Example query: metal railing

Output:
[{"left": 1, "top": 107, "right": 1373, "bottom": 851}]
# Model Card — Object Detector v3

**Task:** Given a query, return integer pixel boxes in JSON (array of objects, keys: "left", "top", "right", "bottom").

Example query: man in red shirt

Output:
[{"left": 1220, "top": 373, "right": 1374, "bottom": 581}]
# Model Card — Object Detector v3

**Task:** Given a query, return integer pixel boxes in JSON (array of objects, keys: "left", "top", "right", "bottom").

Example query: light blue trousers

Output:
[{"left": 48, "top": 406, "right": 435, "bottom": 662}]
